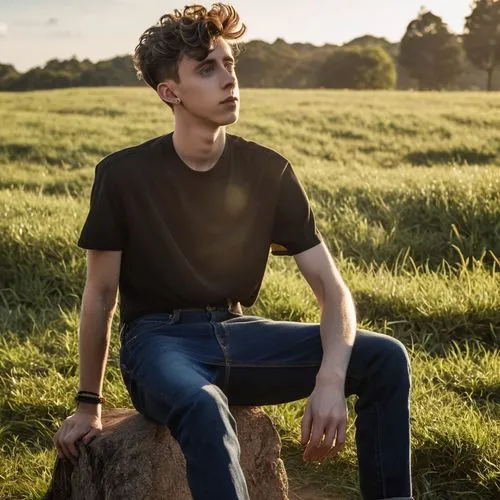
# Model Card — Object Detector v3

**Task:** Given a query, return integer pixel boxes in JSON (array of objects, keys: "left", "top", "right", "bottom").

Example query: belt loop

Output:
[{"left": 173, "top": 308, "right": 182, "bottom": 321}]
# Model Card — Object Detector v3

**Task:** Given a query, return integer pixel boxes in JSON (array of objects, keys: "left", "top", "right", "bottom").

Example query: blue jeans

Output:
[{"left": 119, "top": 308, "right": 413, "bottom": 500}]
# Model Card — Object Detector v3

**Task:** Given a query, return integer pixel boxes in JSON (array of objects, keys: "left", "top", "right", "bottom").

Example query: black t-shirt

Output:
[{"left": 78, "top": 131, "right": 322, "bottom": 323}]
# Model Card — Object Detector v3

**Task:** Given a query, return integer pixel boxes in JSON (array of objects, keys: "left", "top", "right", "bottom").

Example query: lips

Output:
[{"left": 221, "top": 97, "right": 238, "bottom": 104}]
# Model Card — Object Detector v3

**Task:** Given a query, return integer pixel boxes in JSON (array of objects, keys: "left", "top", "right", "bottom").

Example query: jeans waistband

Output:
[{"left": 125, "top": 306, "right": 237, "bottom": 328}]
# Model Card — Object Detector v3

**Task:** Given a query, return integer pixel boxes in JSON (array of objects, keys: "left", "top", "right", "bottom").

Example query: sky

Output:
[{"left": 0, "top": 0, "right": 473, "bottom": 72}]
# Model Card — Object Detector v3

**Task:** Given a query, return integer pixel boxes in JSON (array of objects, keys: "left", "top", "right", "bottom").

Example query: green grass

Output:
[{"left": 0, "top": 88, "right": 499, "bottom": 499}]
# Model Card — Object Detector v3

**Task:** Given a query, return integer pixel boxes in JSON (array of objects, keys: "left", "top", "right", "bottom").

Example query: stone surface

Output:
[{"left": 44, "top": 406, "right": 288, "bottom": 499}]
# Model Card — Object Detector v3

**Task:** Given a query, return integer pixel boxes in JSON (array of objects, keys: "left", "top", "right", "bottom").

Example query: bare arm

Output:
[
  {"left": 294, "top": 241, "right": 357, "bottom": 383},
  {"left": 54, "top": 249, "right": 121, "bottom": 464},
  {"left": 294, "top": 241, "right": 357, "bottom": 462},
  {"left": 77, "top": 249, "right": 122, "bottom": 415}
]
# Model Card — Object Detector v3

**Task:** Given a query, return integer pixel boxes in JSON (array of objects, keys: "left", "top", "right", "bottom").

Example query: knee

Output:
[
  {"left": 173, "top": 384, "right": 234, "bottom": 430},
  {"left": 171, "top": 385, "right": 238, "bottom": 449},
  {"left": 387, "top": 336, "right": 410, "bottom": 365},
  {"left": 377, "top": 335, "right": 412, "bottom": 385},
  {"left": 180, "top": 384, "right": 229, "bottom": 414}
]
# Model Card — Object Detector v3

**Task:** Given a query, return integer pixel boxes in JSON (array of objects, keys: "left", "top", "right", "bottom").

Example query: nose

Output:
[{"left": 223, "top": 68, "right": 237, "bottom": 89}]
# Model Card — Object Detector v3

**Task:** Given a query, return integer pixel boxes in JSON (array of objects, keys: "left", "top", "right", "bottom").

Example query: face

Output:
[{"left": 161, "top": 37, "right": 240, "bottom": 126}]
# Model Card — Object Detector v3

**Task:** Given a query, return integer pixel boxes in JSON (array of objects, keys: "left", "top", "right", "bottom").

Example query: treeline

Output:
[{"left": 1, "top": 1, "right": 499, "bottom": 92}]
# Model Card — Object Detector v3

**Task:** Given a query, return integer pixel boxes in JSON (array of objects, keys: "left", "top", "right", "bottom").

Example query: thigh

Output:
[
  {"left": 222, "top": 315, "right": 323, "bottom": 367},
  {"left": 222, "top": 315, "right": 321, "bottom": 405},
  {"left": 119, "top": 318, "right": 226, "bottom": 425},
  {"left": 222, "top": 316, "right": 406, "bottom": 405}
]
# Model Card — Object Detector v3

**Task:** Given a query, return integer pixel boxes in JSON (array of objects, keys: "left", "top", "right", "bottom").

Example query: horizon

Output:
[{"left": 1, "top": 0, "right": 473, "bottom": 73}]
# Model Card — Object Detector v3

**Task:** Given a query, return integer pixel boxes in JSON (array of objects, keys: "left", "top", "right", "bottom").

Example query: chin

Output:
[
  {"left": 213, "top": 112, "right": 239, "bottom": 127},
  {"left": 225, "top": 114, "right": 239, "bottom": 125}
]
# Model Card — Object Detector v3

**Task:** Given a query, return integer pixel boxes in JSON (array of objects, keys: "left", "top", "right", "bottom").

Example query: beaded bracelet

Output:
[{"left": 75, "top": 391, "right": 105, "bottom": 405}]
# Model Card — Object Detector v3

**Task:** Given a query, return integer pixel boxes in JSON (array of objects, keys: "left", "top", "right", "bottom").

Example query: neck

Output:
[{"left": 172, "top": 121, "right": 226, "bottom": 172}]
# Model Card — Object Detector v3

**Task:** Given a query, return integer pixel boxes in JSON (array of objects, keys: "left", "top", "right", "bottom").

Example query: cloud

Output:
[
  {"left": 47, "top": 18, "right": 59, "bottom": 26},
  {"left": 0, "top": 22, "right": 7, "bottom": 37}
]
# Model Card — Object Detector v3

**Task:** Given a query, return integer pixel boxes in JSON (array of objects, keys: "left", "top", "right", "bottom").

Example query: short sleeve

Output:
[
  {"left": 77, "top": 160, "right": 126, "bottom": 250},
  {"left": 270, "top": 163, "right": 322, "bottom": 256}
]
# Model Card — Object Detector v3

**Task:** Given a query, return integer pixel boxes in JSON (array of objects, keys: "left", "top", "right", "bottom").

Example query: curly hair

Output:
[{"left": 133, "top": 3, "right": 246, "bottom": 92}]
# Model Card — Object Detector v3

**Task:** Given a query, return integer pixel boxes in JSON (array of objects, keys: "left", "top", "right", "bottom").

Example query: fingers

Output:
[
  {"left": 328, "top": 419, "right": 347, "bottom": 457},
  {"left": 320, "top": 425, "right": 337, "bottom": 455},
  {"left": 54, "top": 428, "right": 69, "bottom": 462},
  {"left": 54, "top": 433, "right": 73, "bottom": 466},
  {"left": 303, "top": 416, "right": 347, "bottom": 463},
  {"left": 300, "top": 405, "right": 312, "bottom": 446},
  {"left": 65, "top": 433, "right": 80, "bottom": 465},
  {"left": 53, "top": 412, "right": 102, "bottom": 469},
  {"left": 57, "top": 432, "right": 79, "bottom": 466},
  {"left": 54, "top": 422, "right": 83, "bottom": 466},
  {"left": 82, "top": 429, "right": 96, "bottom": 444},
  {"left": 302, "top": 414, "right": 324, "bottom": 462},
  {"left": 308, "top": 420, "right": 325, "bottom": 450},
  {"left": 303, "top": 423, "right": 328, "bottom": 462}
]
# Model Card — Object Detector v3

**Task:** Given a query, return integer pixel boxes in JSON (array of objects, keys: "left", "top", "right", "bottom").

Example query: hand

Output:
[
  {"left": 53, "top": 407, "right": 102, "bottom": 466},
  {"left": 301, "top": 380, "right": 348, "bottom": 463}
]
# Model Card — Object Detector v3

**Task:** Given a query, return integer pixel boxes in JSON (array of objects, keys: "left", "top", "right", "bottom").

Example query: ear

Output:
[{"left": 157, "top": 82, "right": 181, "bottom": 105}]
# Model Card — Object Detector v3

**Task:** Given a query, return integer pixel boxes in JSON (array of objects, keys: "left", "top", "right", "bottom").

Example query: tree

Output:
[
  {"left": 317, "top": 46, "right": 396, "bottom": 89},
  {"left": 399, "top": 9, "right": 464, "bottom": 89},
  {"left": 236, "top": 39, "right": 302, "bottom": 87},
  {"left": 0, "top": 63, "right": 20, "bottom": 90},
  {"left": 463, "top": 0, "right": 500, "bottom": 91},
  {"left": 9, "top": 67, "right": 75, "bottom": 90}
]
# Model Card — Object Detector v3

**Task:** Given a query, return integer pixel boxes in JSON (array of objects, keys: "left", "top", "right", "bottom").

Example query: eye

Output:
[{"left": 200, "top": 66, "right": 213, "bottom": 76}]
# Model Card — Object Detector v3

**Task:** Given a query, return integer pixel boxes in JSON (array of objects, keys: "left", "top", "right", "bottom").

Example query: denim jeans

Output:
[{"left": 119, "top": 308, "right": 413, "bottom": 500}]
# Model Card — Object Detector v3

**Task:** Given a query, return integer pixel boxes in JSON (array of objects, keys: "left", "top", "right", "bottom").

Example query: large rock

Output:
[{"left": 44, "top": 406, "right": 289, "bottom": 499}]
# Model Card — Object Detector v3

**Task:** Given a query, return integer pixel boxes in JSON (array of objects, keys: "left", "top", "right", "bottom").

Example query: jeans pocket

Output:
[
  {"left": 122, "top": 312, "right": 179, "bottom": 354},
  {"left": 131, "top": 312, "right": 178, "bottom": 328}
]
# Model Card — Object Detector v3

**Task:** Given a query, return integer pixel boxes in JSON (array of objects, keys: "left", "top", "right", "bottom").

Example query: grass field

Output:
[{"left": 0, "top": 88, "right": 499, "bottom": 499}]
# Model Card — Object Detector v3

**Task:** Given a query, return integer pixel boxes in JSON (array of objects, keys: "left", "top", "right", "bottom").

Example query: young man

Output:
[{"left": 53, "top": 4, "right": 413, "bottom": 499}]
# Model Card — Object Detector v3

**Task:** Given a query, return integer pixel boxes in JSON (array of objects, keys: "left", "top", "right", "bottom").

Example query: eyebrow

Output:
[{"left": 194, "top": 55, "right": 235, "bottom": 70}]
